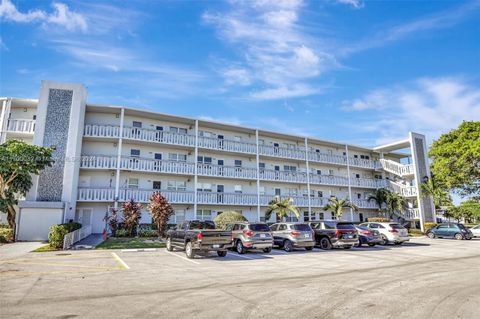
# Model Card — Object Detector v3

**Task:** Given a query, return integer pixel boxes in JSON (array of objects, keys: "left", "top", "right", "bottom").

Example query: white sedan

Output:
[{"left": 470, "top": 225, "right": 480, "bottom": 237}]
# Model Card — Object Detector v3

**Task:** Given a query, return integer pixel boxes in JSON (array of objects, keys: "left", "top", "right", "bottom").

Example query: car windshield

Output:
[
  {"left": 189, "top": 221, "right": 215, "bottom": 230},
  {"left": 249, "top": 224, "right": 270, "bottom": 232},
  {"left": 389, "top": 224, "right": 405, "bottom": 230},
  {"left": 292, "top": 224, "right": 311, "bottom": 231},
  {"left": 337, "top": 223, "right": 356, "bottom": 230},
  {"left": 309, "top": 222, "right": 321, "bottom": 229},
  {"left": 457, "top": 224, "right": 467, "bottom": 230}
]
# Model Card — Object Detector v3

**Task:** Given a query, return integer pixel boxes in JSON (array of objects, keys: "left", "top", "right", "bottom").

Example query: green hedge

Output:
[
  {"left": 423, "top": 222, "right": 438, "bottom": 231},
  {"left": 138, "top": 229, "right": 158, "bottom": 237},
  {"left": 48, "top": 222, "right": 82, "bottom": 249},
  {"left": 214, "top": 211, "right": 247, "bottom": 229},
  {"left": 0, "top": 222, "right": 11, "bottom": 229},
  {"left": 114, "top": 229, "right": 130, "bottom": 237},
  {"left": 367, "top": 217, "right": 391, "bottom": 222},
  {"left": 0, "top": 228, "right": 13, "bottom": 243}
]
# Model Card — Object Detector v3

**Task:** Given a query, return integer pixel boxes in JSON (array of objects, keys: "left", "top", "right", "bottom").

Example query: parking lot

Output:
[{"left": 1, "top": 237, "right": 479, "bottom": 319}]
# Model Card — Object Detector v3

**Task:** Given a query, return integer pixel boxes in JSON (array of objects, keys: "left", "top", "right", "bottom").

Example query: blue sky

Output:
[{"left": 1, "top": 0, "right": 479, "bottom": 148}]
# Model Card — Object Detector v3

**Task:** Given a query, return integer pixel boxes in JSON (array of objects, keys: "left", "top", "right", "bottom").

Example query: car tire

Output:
[
  {"left": 465, "top": 236, "right": 472, "bottom": 240},
  {"left": 305, "top": 246, "right": 313, "bottom": 251},
  {"left": 319, "top": 237, "right": 332, "bottom": 250},
  {"left": 454, "top": 233, "right": 464, "bottom": 240},
  {"left": 343, "top": 246, "right": 352, "bottom": 250},
  {"left": 284, "top": 240, "right": 293, "bottom": 252},
  {"left": 166, "top": 237, "right": 173, "bottom": 251},
  {"left": 394, "top": 242, "right": 403, "bottom": 245},
  {"left": 236, "top": 240, "right": 246, "bottom": 254},
  {"left": 380, "top": 235, "right": 389, "bottom": 245},
  {"left": 185, "top": 242, "right": 195, "bottom": 259},
  {"left": 263, "top": 247, "right": 272, "bottom": 253},
  {"left": 368, "top": 243, "right": 376, "bottom": 247},
  {"left": 427, "top": 232, "right": 435, "bottom": 239},
  {"left": 356, "top": 241, "right": 362, "bottom": 248},
  {"left": 217, "top": 250, "right": 227, "bottom": 257}
]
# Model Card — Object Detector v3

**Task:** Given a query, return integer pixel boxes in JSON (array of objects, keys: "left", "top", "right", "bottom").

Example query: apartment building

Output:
[{"left": 0, "top": 81, "right": 436, "bottom": 240}]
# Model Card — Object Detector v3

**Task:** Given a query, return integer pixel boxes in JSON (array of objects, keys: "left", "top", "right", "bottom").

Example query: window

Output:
[
  {"left": 234, "top": 160, "right": 242, "bottom": 167},
  {"left": 128, "top": 178, "right": 139, "bottom": 189},
  {"left": 331, "top": 212, "right": 335, "bottom": 220},
  {"left": 170, "top": 126, "right": 188, "bottom": 134},
  {"left": 258, "top": 139, "right": 265, "bottom": 145},
  {"left": 319, "top": 212, "right": 324, "bottom": 220},
  {"left": 329, "top": 169, "right": 334, "bottom": 175},
  {"left": 175, "top": 210, "right": 185, "bottom": 223},
  {"left": 316, "top": 170, "right": 321, "bottom": 175},
  {"left": 169, "top": 153, "right": 187, "bottom": 162},
  {"left": 234, "top": 185, "right": 242, "bottom": 193},
  {"left": 366, "top": 156, "right": 370, "bottom": 160},
  {"left": 259, "top": 162, "right": 265, "bottom": 170},
  {"left": 355, "top": 174, "right": 360, "bottom": 179},
  {"left": 153, "top": 181, "right": 161, "bottom": 189},
  {"left": 303, "top": 211, "right": 309, "bottom": 222},
  {"left": 259, "top": 186, "right": 265, "bottom": 195},
  {"left": 156, "top": 126, "right": 163, "bottom": 131},
  {"left": 131, "top": 149, "right": 140, "bottom": 157},
  {"left": 197, "top": 156, "right": 212, "bottom": 164},
  {"left": 360, "top": 155, "right": 365, "bottom": 159},
  {"left": 318, "top": 191, "right": 323, "bottom": 198},
  {"left": 284, "top": 165, "right": 296, "bottom": 172},
  {"left": 357, "top": 193, "right": 361, "bottom": 199},
  {"left": 154, "top": 153, "right": 162, "bottom": 160},
  {"left": 167, "top": 181, "right": 187, "bottom": 191},
  {"left": 354, "top": 155, "right": 358, "bottom": 158},
  {"left": 275, "top": 188, "right": 281, "bottom": 196},
  {"left": 287, "top": 188, "right": 297, "bottom": 196},
  {"left": 197, "top": 209, "right": 212, "bottom": 221},
  {"left": 132, "top": 121, "right": 142, "bottom": 128},
  {"left": 199, "top": 130, "right": 214, "bottom": 138},
  {"left": 197, "top": 183, "right": 212, "bottom": 192},
  {"left": 343, "top": 152, "right": 346, "bottom": 156},
  {"left": 374, "top": 174, "right": 382, "bottom": 179}
]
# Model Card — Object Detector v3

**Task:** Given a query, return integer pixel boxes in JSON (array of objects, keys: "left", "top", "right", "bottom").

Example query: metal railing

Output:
[
  {"left": 63, "top": 225, "right": 92, "bottom": 250},
  {"left": 380, "top": 159, "right": 415, "bottom": 177},
  {"left": 387, "top": 180, "right": 418, "bottom": 197},
  {"left": 6, "top": 119, "right": 35, "bottom": 133}
]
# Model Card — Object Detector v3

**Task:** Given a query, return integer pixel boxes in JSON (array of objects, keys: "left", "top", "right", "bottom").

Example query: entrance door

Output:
[
  {"left": 217, "top": 135, "right": 224, "bottom": 149},
  {"left": 217, "top": 185, "right": 224, "bottom": 203},
  {"left": 77, "top": 208, "right": 93, "bottom": 228},
  {"left": 218, "top": 159, "right": 224, "bottom": 176}
]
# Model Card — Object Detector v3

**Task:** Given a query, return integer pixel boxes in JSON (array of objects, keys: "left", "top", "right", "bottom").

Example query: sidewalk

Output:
[{"left": 0, "top": 241, "right": 45, "bottom": 260}]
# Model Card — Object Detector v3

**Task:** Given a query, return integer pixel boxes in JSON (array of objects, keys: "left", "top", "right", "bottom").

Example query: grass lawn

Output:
[
  {"left": 32, "top": 244, "right": 60, "bottom": 252},
  {"left": 96, "top": 237, "right": 166, "bottom": 250}
]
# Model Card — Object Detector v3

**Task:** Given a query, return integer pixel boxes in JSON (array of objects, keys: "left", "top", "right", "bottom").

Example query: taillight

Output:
[
  {"left": 335, "top": 230, "right": 341, "bottom": 237},
  {"left": 291, "top": 231, "right": 301, "bottom": 236},
  {"left": 389, "top": 229, "right": 399, "bottom": 233},
  {"left": 361, "top": 231, "right": 372, "bottom": 235},
  {"left": 197, "top": 233, "right": 203, "bottom": 241},
  {"left": 243, "top": 230, "right": 254, "bottom": 237},
  {"left": 230, "top": 232, "right": 234, "bottom": 241}
]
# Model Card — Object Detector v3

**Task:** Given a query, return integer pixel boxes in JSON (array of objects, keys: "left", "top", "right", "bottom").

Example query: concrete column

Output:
[
  {"left": 345, "top": 145, "right": 353, "bottom": 221},
  {"left": 305, "top": 137, "right": 312, "bottom": 220},
  {"left": 114, "top": 108, "right": 125, "bottom": 209},
  {"left": 0, "top": 98, "right": 10, "bottom": 143},
  {"left": 193, "top": 120, "right": 199, "bottom": 219},
  {"left": 255, "top": 130, "right": 261, "bottom": 221}
]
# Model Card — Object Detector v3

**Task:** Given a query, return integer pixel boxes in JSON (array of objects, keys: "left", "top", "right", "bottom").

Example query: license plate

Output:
[
  {"left": 305, "top": 234, "right": 310, "bottom": 238},
  {"left": 345, "top": 235, "right": 352, "bottom": 239},
  {"left": 212, "top": 245, "right": 220, "bottom": 248},
  {"left": 260, "top": 234, "right": 266, "bottom": 238}
]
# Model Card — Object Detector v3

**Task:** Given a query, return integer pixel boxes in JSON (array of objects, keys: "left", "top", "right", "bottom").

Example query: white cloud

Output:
[
  {"left": 0, "top": 0, "right": 87, "bottom": 32},
  {"left": 222, "top": 67, "right": 252, "bottom": 86},
  {"left": 203, "top": 0, "right": 337, "bottom": 99},
  {"left": 336, "top": 0, "right": 364, "bottom": 9},
  {"left": 343, "top": 77, "right": 480, "bottom": 144}
]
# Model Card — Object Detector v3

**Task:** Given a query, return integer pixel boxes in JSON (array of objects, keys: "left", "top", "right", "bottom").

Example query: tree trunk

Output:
[{"left": 7, "top": 204, "right": 16, "bottom": 242}]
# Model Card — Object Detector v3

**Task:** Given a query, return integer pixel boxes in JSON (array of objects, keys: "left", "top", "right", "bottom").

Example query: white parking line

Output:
[
  {"left": 111, "top": 252, "right": 130, "bottom": 270},
  {"left": 164, "top": 250, "right": 200, "bottom": 265}
]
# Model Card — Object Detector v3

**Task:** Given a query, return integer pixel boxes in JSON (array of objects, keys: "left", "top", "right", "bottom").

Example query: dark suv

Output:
[{"left": 308, "top": 221, "right": 359, "bottom": 249}]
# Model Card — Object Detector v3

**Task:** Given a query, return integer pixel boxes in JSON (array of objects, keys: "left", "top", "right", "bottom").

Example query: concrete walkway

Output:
[
  {"left": 0, "top": 241, "right": 45, "bottom": 260},
  {"left": 74, "top": 234, "right": 104, "bottom": 249}
]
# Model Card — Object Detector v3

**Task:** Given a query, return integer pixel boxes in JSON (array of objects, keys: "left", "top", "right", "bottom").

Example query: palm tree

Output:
[
  {"left": 265, "top": 196, "right": 300, "bottom": 222},
  {"left": 421, "top": 176, "right": 452, "bottom": 209},
  {"left": 367, "top": 188, "right": 389, "bottom": 214},
  {"left": 385, "top": 191, "right": 406, "bottom": 219},
  {"left": 323, "top": 197, "right": 358, "bottom": 220}
]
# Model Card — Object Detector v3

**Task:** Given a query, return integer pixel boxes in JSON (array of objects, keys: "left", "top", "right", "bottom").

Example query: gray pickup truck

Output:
[{"left": 166, "top": 220, "right": 232, "bottom": 259}]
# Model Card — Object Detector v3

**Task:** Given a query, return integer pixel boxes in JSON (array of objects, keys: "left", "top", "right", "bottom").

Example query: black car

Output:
[{"left": 355, "top": 225, "right": 382, "bottom": 247}]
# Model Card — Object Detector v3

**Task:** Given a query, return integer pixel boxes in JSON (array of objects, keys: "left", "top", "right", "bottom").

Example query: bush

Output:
[
  {"left": 424, "top": 222, "right": 438, "bottom": 231},
  {"left": 408, "top": 229, "right": 424, "bottom": 237},
  {"left": 214, "top": 211, "right": 247, "bottom": 229},
  {"left": 48, "top": 222, "right": 82, "bottom": 249},
  {"left": 138, "top": 229, "right": 158, "bottom": 237},
  {"left": 0, "top": 222, "right": 11, "bottom": 229},
  {"left": 0, "top": 228, "right": 13, "bottom": 243},
  {"left": 115, "top": 229, "right": 130, "bottom": 237},
  {"left": 367, "top": 217, "right": 391, "bottom": 222}
]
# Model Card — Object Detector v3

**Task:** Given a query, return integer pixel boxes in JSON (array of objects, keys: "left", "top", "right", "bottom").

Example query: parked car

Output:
[
  {"left": 166, "top": 220, "right": 233, "bottom": 259},
  {"left": 426, "top": 223, "right": 474, "bottom": 240},
  {"left": 470, "top": 224, "right": 480, "bottom": 238},
  {"left": 269, "top": 222, "right": 315, "bottom": 252},
  {"left": 355, "top": 225, "right": 382, "bottom": 247},
  {"left": 308, "top": 221, "right": 359, "bottom": 250},
  {"left": 226, "top": 222, "right": 273, "bottom": 254},
  {"left": 359, "top": 222, "right": 409, "bottom": 245}
]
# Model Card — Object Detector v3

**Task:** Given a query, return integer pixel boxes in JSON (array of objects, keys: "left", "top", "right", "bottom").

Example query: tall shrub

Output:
[
  {"left": 105, "top": 208, "right": 119, "bottom": 237},
  {"left": 122, "top": 199, "right": 142, "bottom": 236},
  {"left": 214, "top": 211, "right": 247, "bottom": 229},
  {"left": 148, "top": 192, "right": 174, "bottom": 238}
]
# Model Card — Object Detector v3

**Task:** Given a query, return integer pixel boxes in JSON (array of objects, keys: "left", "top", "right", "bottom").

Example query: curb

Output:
[{"left": 121, "top": 248, "right": 158, "bottom": 252}]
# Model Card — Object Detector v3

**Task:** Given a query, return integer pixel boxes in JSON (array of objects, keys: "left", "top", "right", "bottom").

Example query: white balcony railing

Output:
[
  {"left": 404, "top": 208, "right": 420, "bottom": 220},
  {"left": 84, "top": 124, "right": 120, "bottom": 138},
  {"left": 387, "top": 180, "right": 418, "bottom": 197},
  {"left": 307, "top": 151, "right": 348, "bottom": 166},
  {"left": 121, "top": 157, "right": 195, "bottom": 175},
  {"left": 198, "top": 136, "right": 256, "bottom": 154},
  {"left": 63, "top": 225, "right": 92, "bottom": 250},
  {"left": 81, "top": 155, "right": 118, "bottom": 169},
  {"left": 6, "top": 119, "right": 35, "bottom": 134},
  {"left": 123, "top": 126, "right": 196, "bottom": 147},
  {"left": 380, "top": 159, "right": 415, "bottom": 177},
  {"left": 348, "top": 157, "right": 377, "bottom": 169},
  {"left": 259, "top": 144, "right": 306, "bottom": 160},
  {"left": 198, "top": 164, "right": 257, "bottom": 180}
]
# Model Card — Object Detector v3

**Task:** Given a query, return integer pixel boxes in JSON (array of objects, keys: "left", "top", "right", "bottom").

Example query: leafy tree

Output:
[
  {"left": 121, "top": 199, "right": 142, "bottom": 236},
  {"left": 447, "top": 206, "right": 467, "bottom": 223},
  {"left": 214, "top": 211, "right": 247, "bottom": 229},
  {"left": 148, "top": 192, "right": 174, "bottom": 237},
  {"left": 459, "top": 200, "right": 480, "bottom": 222},
  {"left": 429, "top": 121, "right": 480, "bottom": 197},
  {"left": 104, "top": 208, "right": 119, "bottom": 237},
  {"left": 385, "top": 191, "right": 406, "bottom": 219},
  {"left": 367, "top": 188, "right": 389, "bottom": 214},
  {"left": 265, "top": 196, "right": 300, "bottom": 222},
  {"left": 0, "top": 140, "right": 53, "bottom": 235},
  {"left": 420, "top": 175, "right": 452, "bottom": 208},
  {"left": 323, "top": 197, "right": 358, "bottom": 220}
]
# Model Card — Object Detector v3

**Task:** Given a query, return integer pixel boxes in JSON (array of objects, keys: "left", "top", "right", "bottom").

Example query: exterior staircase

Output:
[{"left": 379, "top": 159, "right": 415, "bottom": 177}]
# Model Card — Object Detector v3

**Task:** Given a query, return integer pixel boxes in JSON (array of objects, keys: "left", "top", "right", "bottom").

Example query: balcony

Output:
[
  {"left": 123, "top": 126, "right": 196, "bottom": 147},
  {"left": 404, "top": 208, "right": 420, "bottom": 220},
  {"left": 259, "top": 144, "right": 306, "bottom": 160},
  {"left": 387, "top": 180, "right": 418, "bottom": 197},
  {"left": 380, "top": 159, "right": 415, "bottom": 177},
  {"left": 198, "top": 163, "right": 257, "bottom": 180},
  {"left": 6, "top": 119, "right": 35, "bottom": 134},
  {"left": 307, "top": 150, "right": 347, "bottom": 166},
  {"left": 350, "top": 178, "right": 387, "bottom": 189},
  {"left": 84, "top": 124, "right": 120, "bottom": 138},
  {"left": 198, "top": 135, "right": 256, "bottom": 154}
]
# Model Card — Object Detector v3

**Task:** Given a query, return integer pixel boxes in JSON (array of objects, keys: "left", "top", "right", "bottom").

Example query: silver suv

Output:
[
  {"left": 269, "top": 222, "right": 315, "bottom": 252},
  {"left": 227, "top": 222, "right": 273, "bottom": 254}
]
